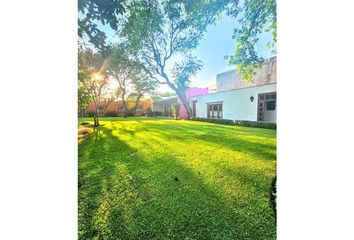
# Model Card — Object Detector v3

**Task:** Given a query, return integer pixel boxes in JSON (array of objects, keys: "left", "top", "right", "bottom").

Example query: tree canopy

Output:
[
  {"left": 78, "top": 0, "right": 126, "bottom": 49},
  {"left": 118, "top": 0, "right": 225, "bottom": 118},
  {"left": 226, "top": 0, "right": 276, "bottom": 81}
]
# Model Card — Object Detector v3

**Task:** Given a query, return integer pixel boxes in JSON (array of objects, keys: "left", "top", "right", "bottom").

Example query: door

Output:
[{"left": 258, "top": 92, "right": 276, "bottom": 123}]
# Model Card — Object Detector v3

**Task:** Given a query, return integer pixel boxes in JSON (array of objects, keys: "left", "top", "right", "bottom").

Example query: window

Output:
[
  {"left": 266, "top": 101, "right": 276, "bottom": 110},
  {"left": 207, "top": 103, "right": 223, "bottom": 119}
]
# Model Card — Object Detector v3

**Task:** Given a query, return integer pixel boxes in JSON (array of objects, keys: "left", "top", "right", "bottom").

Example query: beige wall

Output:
[{"left": 216, "top": 57, "right": 276, "bottom": 92}]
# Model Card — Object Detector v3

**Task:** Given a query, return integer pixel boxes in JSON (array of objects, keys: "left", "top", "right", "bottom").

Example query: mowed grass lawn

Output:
[{"left": 78, "top": 117, "right": 276, "bottom": 239}]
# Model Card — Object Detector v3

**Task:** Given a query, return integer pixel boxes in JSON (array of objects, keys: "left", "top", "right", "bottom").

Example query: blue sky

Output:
[
  {"left": 161, "top": 15, "right": 273, "bottom": 92},
  {"left": 85, "top": 14, "right": 273, "bottom": 93}
]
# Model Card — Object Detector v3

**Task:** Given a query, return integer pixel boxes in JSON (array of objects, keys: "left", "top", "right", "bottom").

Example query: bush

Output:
[
  {"left": 145, "top": 111, "right": 163, "bottom": 117},
  {"left": 193, "top": 118, "right": 276, "bottom": 129},
  {"left": 234, "top": 120, "right": 276, "bottom": 129},
  {"left": 125, "top": 111, "right": 135, "bottom": 117},
  {"left": 86, "top": 111, "right": 95, "bottom": 117},
  {"left": 172, "top": 103, "right": 180, "bottom": 119},
  {"left": 105, "top": 111, "right": 118, "bottom": 117},
  {"left": 194, "top": 118, "right": 234, "bottom": 125}
]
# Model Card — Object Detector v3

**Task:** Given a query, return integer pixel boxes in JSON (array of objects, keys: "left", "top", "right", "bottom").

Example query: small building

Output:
[
  {"left": 191, "top": 57, "right": 277, "bottom": 123},
  {"left": 151, "top": 96, "right": 178, "bottom": 117},
  {"left": 152, "top": 87, "right": 209, "bottom": 118}
]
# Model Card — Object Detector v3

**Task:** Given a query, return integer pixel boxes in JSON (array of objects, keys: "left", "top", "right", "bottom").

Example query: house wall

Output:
[
  {"left": 190, "top": 83, "right": 277, "bottom": 122},
  {"left": 216, "top": 57, "right": 276, "bottom": 92},
  {"left": 179, "top": 87, "right": 209, "bottom": 119}
]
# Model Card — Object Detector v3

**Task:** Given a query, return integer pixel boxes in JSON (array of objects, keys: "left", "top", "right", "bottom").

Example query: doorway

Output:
[{"left": 258, "top": 92, "right": 276, "bottom": 123}]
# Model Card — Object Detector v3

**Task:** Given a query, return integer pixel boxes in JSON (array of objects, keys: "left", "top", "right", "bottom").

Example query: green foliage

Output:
[
  {"left": 171, "top": 103, "right": 180, "bottom": 119},
  {"left": 172, "top": 56, "right": 203, "bottom": 89},
  {"left": 194, "top": 117, "right": 234, "bottom": 125},
  {"left": 226, "top": 0, "right": 276, "bottom": 82},
  {"left": 78, "top": 0, "right": 125, "bottom": 49},
  {"left": 234, "top": 120, "right": 276, "bottom": 129},
  {"left": 105, "top": 44, "right": 157, "bottom": 113},
  {"left": 145, "top": 111, "right": 162, "bottom": 117},
  {"left": 78, "top": 47, "right": 112, "bottom": 126},
  {"left": 105, "top": 111, "right": 118, "bottom": 117},
  {"left": 86, "top": 110, "right": 96, "bottom": 117},
  {"left": 194, "top": 118, "right": 276, "bottom": 129},
  {"left": 119, "top": 0, "right": 226, "bottom": 118},
  {"left": 78, "top": 118, "right": 276, "bottom": 239}
]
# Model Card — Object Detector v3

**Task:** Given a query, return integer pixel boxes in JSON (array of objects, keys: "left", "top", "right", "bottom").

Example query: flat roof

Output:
[
  {"left": 190, "top": 82, "right": 277, "bottom": 98},
  {"left": 153, "top": 96, "right": 178, "bottom": 104}
]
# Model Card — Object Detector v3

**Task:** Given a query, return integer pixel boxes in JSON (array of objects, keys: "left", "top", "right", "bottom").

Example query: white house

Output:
[{"left": 190, "top": 57, "right": 277, "bottom": 123}]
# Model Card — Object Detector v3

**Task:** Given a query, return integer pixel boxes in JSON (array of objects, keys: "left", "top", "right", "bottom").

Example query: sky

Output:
[
  {"left": 158, "top": 15, "right": 273, "bottom": 92},
  {"left": 84, "top": 14, "right": 273, "bottom": 94}
]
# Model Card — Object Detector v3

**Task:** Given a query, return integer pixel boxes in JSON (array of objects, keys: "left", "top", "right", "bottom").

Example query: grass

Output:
[{"left": 78, "top": 117, "right": 276, "bottom": 239}]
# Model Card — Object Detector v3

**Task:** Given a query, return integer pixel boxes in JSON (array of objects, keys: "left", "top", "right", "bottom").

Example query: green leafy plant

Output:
[{"left": 172, "top": 103, "right": 180, "bottom": 119}]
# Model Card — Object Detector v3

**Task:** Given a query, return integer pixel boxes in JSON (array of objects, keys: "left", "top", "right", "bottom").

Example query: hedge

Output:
[
  {"left": 193, "top": 118, "right": 234, "bottom": 125},
  {"left": 193, "top": 118, "right": 276, "bottom": 129}
]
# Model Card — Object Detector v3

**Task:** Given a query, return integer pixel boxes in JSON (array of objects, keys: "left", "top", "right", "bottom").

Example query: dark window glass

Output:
[
  {"left": 260, "top": 102, "right": 263, "bottom": 107},
  {"left": 260, "top": 95, "right": 264, "bottom": 100},
  {"left": 207, "top": 103, "right": 223, "bottom": 119},
  {"left": 265, "top": 94, "right": 270, "bottom": 100},
  {"left": 266, "top": 101, "right": 276, "bottom": 110},
  {"left": 271, "top": 93, "right": 276, "bottom": 99}
]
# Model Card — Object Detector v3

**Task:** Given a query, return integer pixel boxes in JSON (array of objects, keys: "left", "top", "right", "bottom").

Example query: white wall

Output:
[{"left": 191, "top": 83, "right": 277, "bottom": 122}]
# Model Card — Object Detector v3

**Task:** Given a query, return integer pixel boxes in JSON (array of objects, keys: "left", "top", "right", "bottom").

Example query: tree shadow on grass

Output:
[
  {"left": 78, "top": 124, "right": 276, "bottom": 240},
  {"left": 136, "top": 121, "right": 276, "bottom": 161}
]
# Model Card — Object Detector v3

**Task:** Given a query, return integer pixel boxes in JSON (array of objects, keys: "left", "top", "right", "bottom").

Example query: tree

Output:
[
  {"left": 87, "top": 72, "right": 110, "bottom": 126},
  {"left": 129, "top": 73, "right": 157, "bottom": 113},
  {"left": 78, "top": 84, "right": 91, "bottom": 117},
  {"left": 78, "top": 47, "right": 109, "bottom": 126},
  {"left": 78, "top": 0, "right": 125, "bottom": 49},
  {"left": 226, "top": 0, "right": 276, "bottom": 82},
  {"left": 100, "top": 84, "right": 117, "bottom": 116},
  {"left": 119, "top": 0, "right": 226, "bottom": 119},
  {"left": 106, "top": 44, "right": 157, "bottom": 116}
]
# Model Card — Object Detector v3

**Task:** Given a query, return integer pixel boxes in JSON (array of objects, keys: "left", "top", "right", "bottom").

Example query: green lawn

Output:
[{"left": 78, "top": 117, "right": 276, "bottom": 239}]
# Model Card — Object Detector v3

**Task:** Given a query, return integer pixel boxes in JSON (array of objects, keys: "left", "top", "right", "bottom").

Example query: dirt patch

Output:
[{"left": 78, "top": 125, "right": 92, "bottom": 139}]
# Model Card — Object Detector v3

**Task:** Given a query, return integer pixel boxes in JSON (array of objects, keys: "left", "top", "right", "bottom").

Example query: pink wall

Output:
[{"left": 179, "top": 87, "right": 209, "bottom": 119}]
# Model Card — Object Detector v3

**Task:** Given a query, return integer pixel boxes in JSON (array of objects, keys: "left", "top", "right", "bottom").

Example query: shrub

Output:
[
  {"left": 193, "top": 118, "right": 276, "bottom": 129},
  {"left": 125, "top": 111, "right": 135, "bottom": 117},
  {"left": 234, "top": 120, "right": 276, "bottom": 129},
  {"left": 145, "top": 111, "right": 163, "bottom": 117},
  {"left": 172, "top": 103, "right": 180, "bottom": 119},
  {"left": 105, "top": 111, "right": 118, "bottom": 117},
  {"left": 86, "top": 111, "right": 95, "bottom": 117},
  {"left": 193, "top": 118, "right": 234, "bottom": 125}
]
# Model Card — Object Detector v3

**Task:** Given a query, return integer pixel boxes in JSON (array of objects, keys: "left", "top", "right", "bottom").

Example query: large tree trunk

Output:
[
  {"left": 178, "top": 92, "right": 192, "bottom": 119},
  {"left": 93, "top": 101, "right": 100, "bottom": 127},
  {"left": 130, "top": 93, "right": 143, "bottom": 113},
  {"left": 121, "top": 91, "right": 128, "bottom": 117},
  {"left": 162, "top": 73, "right": 192, "bottom": 119}
]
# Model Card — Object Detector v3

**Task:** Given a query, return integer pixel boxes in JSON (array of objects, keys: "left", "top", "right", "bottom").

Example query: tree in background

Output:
[
  {"left": 225, "top": 0, "right": 276, "bottom": 82},
  {"left": 120, "top": 0, "right": 226, "bottom": 119},
  {"left": 172, "top": 103, "right": 180, "bottom": 120},
  {"left": 78, "top": 0, "right": 126, "bottom": 49},
  {"left": 106, "top": 45, "right": 156, "bottom": 116},
  {"left": 78, "top": 47, "right": 110, "bottom": 126},
  {"left": 99, "top": 84, "right": 117, "bottom": 116}
]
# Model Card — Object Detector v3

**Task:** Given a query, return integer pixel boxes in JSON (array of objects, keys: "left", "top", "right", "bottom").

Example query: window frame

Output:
[{"left": 207, "top": 102, "right": 223, "bottom": 119}]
